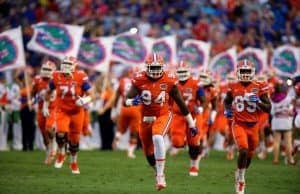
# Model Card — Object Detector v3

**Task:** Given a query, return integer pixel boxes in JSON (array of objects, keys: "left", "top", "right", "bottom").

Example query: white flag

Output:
[
  {"left": 178, "top": 39, "right": 211, "bottom": 71},
  {"left": 78, "top": 37, "right": 114, "bottom": 73},
  {"left": 27, "top": 22, "right": 84, "bottom": 59},
  {"left": 271, "top": 45, "right": 300, "bottom": 76},
  {"left": 208, "top": 47, "right": 237, "bottom": 80},
  {"left": 238, "top": 47, "right": 267, "bottom": 74},
  {"left": 0, "top": 27, "right": 25, "bottom": 71},
  {"left": 112, "top": 32, "right": 153, "bottom": 65},
  {"left": 152, "top": 35, "right": 177, "bottom": 65}
]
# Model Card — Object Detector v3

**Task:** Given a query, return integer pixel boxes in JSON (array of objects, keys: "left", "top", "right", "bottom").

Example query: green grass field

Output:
[{"left": 0, "top": 150, "right": 299, "bottom": 194}]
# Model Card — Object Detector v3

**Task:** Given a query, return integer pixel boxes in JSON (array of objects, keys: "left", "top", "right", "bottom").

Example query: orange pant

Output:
[
  {"left": 117, "top": 105, "right": 141, "bottom": 134},
  {"left": 37, "top": 108, "right": 56, "bottom": 136},
  {"left": 170, "top": 113, "right": 200, "bottom": 147},
  {"left": 232, "top": 120, "right": 259, "bottom": 158},
  {"left": 211, "top": 113, "right": 228, "bottom": 135},
  {"left": 56, "top": 108, "right": 84, "bottom": 143},
  {"left": 139, "top": 112, "right": 172, "bottom": 155}
]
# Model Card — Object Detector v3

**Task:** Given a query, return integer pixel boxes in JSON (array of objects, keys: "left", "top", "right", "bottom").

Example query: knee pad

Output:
[
  {"left": 56, "top": 133, "right": 68, "bottom": 146},
  {"left": 146, "top": 154, "right": 156, "bottom": 167},
  {"left": 188, "top": 145, "right": 200, "bottom": 160},
  {"left": 69, "top": 143, "right": 79, "bottom": 153}
]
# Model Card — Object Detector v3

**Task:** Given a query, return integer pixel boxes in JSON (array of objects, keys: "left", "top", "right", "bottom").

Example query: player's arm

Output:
[
  {"left": 257, "top": 93, "right": 271, "bottom": 113},
  {"left": 114, "top": 87, "right": 121, "bottom": 107},
  {"left": 224, "top": 91, "right": 234, "bottom": 118},
  {"left": 42, "top": 81, "right": 55, "bottom": 117},
  {"left": 124, "top": 85, "right": 140, "bottom": 106}
]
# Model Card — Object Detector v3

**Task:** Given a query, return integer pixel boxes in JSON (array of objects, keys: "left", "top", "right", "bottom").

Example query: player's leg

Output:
[
  {"left": 169, "top": 114, "right": 185, "bottom": 156},
  {"left": 246, "top": 125, "right": 260, "bottom": 168},
  {"left": 139, "top": 122, "right": 155, "bottom": 169},
  {"left": 232, "top": 122, "right": 248, "bottom": 194},
  {"left": 187, "top": 129, "right": 201, "bottom": 176},
  {"left": 37, "top": 112, "right": 49, "bottom": 164},
  {"left": 127, "top": 108, "right": 140, "bottom": 158},
  {"left": 45, "top": 108, "right": 57, "bottom": 164},
  {"left": 68, "top": 109, "right": 84, "bottom": 174},
  {"left": 113, "top": 107, "right": 130, "bottom": 149},
  {"left": 152, "top": 112, "right": 172, "bottom": 190},
  {"left": 54, "top": 110, "right": 70, "bottom": 168}
]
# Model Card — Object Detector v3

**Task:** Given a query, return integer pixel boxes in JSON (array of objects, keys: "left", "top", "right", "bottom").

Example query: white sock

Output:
[
  {"left": 70, "top": 153, "right": 77, "bottom": 163},
  {"left": 238, "top": 168, "right": 246, "bottom": 182},
  {"left": 153, "top": 135, "right": 166, "bottom": 176},
  {"left": 190, "top": 155, "right": 201, "bottom": 169},
  {"left": 58, "top": 145, "right": 66, "bottom": 155}
]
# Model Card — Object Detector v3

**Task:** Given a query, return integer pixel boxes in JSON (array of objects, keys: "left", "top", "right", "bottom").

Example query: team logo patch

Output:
[
  {"left": 152, "top": 41, "right": 172, "bottom": 63},
  {"left": 252, "top": 88, "right": 258, "bottom": 93},
  {"left": 71, "top": 82, "right": 77, "bottom": 86},
  {"left": 210, "top": 55, "right": 234, "bottom": 80},
  {"left": 112, "top": 34, "right": 147, "bottom": 63},
  {"left": 160, "top": 84, "right": 167, "bottom": 90},
  {"left": 273, "top": 49, "right": 297, "bottom": 74},
  {"left": 0, "top": 36, "right": 18, "bottom": 67},
  {"left": 78, "top": 39, "right": 105, "bottom": 67},
  {"left": 178, "top": 43, "right": 204, "bottom": 68},
  {"left": 36, "top": 23, "right": 73, "bottom": 53}
]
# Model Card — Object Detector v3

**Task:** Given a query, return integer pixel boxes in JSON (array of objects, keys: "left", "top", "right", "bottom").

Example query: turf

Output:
[{"left": 0, "top": 150, "right": 299, "bottom": 194}]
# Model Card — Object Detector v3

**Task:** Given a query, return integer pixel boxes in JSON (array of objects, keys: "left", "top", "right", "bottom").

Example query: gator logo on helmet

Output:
[
  {"left": 36, "top": 23, "right": 73, "bottom": 53},
  {"left": 178, "top": 43, "right": 204, "bottom": 68},
  {"left": 112, "top": 34, "right": 147, "bottom": 63},
  {"left": 238, "top": 52, "right": 263, "bottom": 74},
  {"left": 152, "top": 41, "right": 172, "bottom": 64},
  {"left": 273, "top": 49, "right": 297, "bottom": 75},
  {"left": 0, "top": 36, "right": 18, "bottom": 67},
  {"left": 210, "top": 55, "right": 234, "bottom": 80},
  {"left": 78, "top": 39, "right": 105, "bottom": 67}
]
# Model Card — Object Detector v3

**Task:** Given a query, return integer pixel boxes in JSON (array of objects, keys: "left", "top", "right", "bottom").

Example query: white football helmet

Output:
[
  {"left": 145, "top": 53, "right": 164, "bottom": 79},
  {"left": 41, "top": 61, "right": 56, "bottom": 78},
  {"left": 176, "top": 61, "right": 190, "bottom": 81},
  {"left": 61, "top": 56, "right": 78, "bottom": 74},
  {"left": 237, "top": 59, "right": 255, "bottom": 82}
]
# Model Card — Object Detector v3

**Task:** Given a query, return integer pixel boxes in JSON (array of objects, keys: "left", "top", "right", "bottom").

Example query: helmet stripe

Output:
[{"left": 153, "top": 53, "right": 157, "bottom": 63}]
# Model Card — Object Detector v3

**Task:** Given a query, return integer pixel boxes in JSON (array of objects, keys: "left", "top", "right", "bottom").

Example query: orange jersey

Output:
[
  {"left": 228, "top": 81, "right": 268, "bottom": 123},
  {"left": 172, "top": 76, "right": 200, "bottom": 114},
  {"left": 119, "top": 77, "right": 132, "bottom": 100},
  {"left": 132, "top": 71, "right": 177, "bottom": 117},
  {"left": 33, "top": 75, "right": 56, "bottom": 110},
  {"left": 216, "top": 82, "right": 228, "bottom": 114},
  {"left": 50, "top": 70, "right": 90, "bottom": 113}
]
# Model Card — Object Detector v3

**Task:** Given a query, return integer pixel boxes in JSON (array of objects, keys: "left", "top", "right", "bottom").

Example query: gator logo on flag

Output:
[
  {"left": 112, "top": 35, "right": 146, "bottom": 63},
  {"left": 78, "top": 39, "right": 105, "bottom": 67},
  {"left": 0, "top": 36, "right": 18, "bottom": 67},
  {"left": 152, "top": 41, "right": 172, "bottom": 63},
  {"left": 178, "top": 43, "right": 204, "bottom": 68},
  {"left": 273, "top": 49, "right": 297, "bottom": 74},
  {"left": 211, "top": 55, "right": 234, "bottom": 80},
  {"left": 36, "top": 23, "right": 73, "bottom": 53},
  {"left": 238, "top": 52, "right": 263, "bottom": 74}
]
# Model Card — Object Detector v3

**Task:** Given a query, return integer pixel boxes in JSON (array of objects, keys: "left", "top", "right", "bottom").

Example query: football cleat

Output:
[
  {"left": 155, "top": 174, "right": 166, "bottom": 191},
  {"left": 127, "top": 152, "right": 136, "bottom": 159},
  {"left": 70, "top": 162, "right": 80, "bottom": 174},
  {"left": 54, "top": 153, "right": 66, "bottom": 168},
  {"left": 189, "top": 166, "right": 199, "bottom": 176},
  {"left": 236, "top": 181, "right": 245, "bottom": 194}
]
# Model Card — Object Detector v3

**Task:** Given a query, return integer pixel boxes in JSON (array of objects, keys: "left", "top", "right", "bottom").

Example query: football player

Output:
[
  {"left": 112, "top": 67, "right": 141, "bottom": 158},
  {"left": 170, "top": 61, "right": 205, "bottom": 176},
  {"left": 224, "top": 59, "right": 271, "bottom": 194},
  {"left": 32, "top": 61, "right": 57, "bottom": 164},
  {"left": 43, "top": 56, "right": 92, "bottom": 174},
  {"left": 124, "top": 53, "right": 198, "bottom": 190}
]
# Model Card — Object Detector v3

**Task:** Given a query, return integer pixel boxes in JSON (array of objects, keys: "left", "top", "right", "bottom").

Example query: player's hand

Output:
[
  {"left": 189, "top": 126, "right": 198, "bottom": 137},
  {"left": 248, "top": 94, "right": 259, "bottom": 103},
  {"left": 194, "top": 106, "right": 203, "bottom": 115},
  {"left": 83, "top": 128, "right": 92, "bottom": 136},
  {"left": 75, "top": 96, "right": 85, "bottom": 106},
  {"left": 132, "top": 96, "right": 142, "bottom": 106},
  {"left": 224, "top": 109, "right": 233, "bottom": 119}
]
